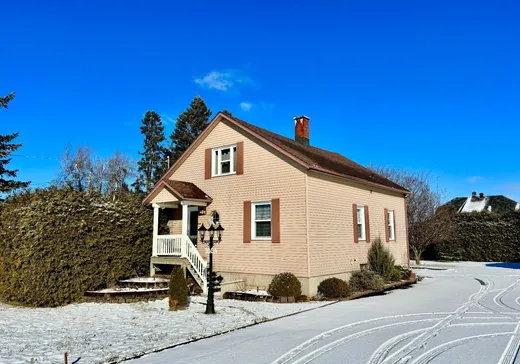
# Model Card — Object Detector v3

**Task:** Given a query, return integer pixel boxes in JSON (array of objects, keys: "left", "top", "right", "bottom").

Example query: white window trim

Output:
[
  {"left": 388, "top": 210, "right": 395, "bottom": 241},
  {"left": 357, "top": 205, "right": 366, "bottom": 241},
  {"left": 251, "top": 201, "right": 272, "bottom": 240},
  {"left": 211, "top": 144, "right": 237, "bottom": 177}
]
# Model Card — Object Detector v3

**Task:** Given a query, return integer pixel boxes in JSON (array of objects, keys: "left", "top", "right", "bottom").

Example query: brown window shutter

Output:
[
  {"left": 272, "top": 199, "right": 280, "bottom": 243},
  {"left": 392, "top": 210, "right": 397, "bottom": 241},
  {"left": 365, "top": 206, "right": 370, "bottom": 243},
  {"left": 352, "top": 204, "right": 359, "bottom": 243},
  {"left": 204, "top": 148, "right": 212, "bottom": 180},
  {"left": 384, "top": 208, "right": 389, "bottom": 242},
  {"left": 236, "top": 142, "right": 244, "bottom": 175},
  {"left": 243, "top": 201, "right": 251, "bottom": 243}
]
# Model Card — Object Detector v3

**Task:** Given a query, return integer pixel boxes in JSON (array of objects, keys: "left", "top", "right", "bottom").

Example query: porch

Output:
[{"left": 146, "top": 180, "right": 213, "bottom": 292}]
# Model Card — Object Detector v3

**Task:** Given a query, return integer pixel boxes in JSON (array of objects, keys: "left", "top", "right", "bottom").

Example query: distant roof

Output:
[
  {"left": 225, "top": 114, "right": 409, "bottom": 194},
  {"left": 444, "top": 194, "right": 519, "bottom": 214}
]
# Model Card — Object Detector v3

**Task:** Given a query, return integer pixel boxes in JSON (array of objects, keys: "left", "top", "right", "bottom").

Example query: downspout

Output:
[{"left": 305, "top": 173, "right": 311, "bottom": 279}]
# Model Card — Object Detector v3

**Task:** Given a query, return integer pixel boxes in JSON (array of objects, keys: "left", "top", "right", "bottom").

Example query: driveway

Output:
[{"left": 130, "top": 262, "right": 520, "bottom": 364}]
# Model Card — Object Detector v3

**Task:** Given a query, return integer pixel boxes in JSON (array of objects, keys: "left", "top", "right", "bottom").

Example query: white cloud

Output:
[
  {"left": 194, "top": 70, "right": 253, "bottom": 91},
  {"left": 467, "top": 176, "right": 484, "bottom": 184},
  {"left": 240, "top": 102, "right": 253, "bottom": 111}
]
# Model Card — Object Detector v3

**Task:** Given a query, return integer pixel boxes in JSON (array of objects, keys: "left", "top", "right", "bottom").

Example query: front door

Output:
[{"left": 187, "top": 207, "right": 199, "bottom": 245}]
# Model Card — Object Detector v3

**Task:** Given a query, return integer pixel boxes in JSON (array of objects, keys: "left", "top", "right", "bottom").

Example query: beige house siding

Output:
[
  {"left": 168, "top": 118, "right": 309, "bottom": 278},
  {"left": 307, "top": 171, "right": 408, "bottom": 278},
  {"left": 151, "top": 189, "right": 178, "bottom": 204}
]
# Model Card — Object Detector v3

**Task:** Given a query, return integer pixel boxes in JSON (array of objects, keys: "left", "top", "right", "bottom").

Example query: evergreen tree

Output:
[
  {"left": 135, "top": 111, "right": 166, "bottom": 192},
  {"left": 0, "top": 92, "right": 30, "bottom": 195},
  {"left": 222, "top": 109, "right": 233, "bottom": 116},
  {"left": 169, "top": 96, "right": 211, "bottom": 163}
]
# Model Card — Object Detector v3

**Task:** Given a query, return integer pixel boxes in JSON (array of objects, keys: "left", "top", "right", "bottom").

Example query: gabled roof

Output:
[
  {"left": 144, "top": 112, "right": 409, "bottom": 204},
  {"left": 225, "top": 115, "right": 408, "bottom": 193},
  {"left": 144, "top": 180, "right": 212, "bottom": 204}
]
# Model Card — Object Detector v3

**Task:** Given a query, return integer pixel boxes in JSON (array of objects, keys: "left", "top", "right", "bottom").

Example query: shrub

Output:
[
  {"left": 0, "top": 188, "right": 152, "bottom": 307},
  {"left": 389, "top": 268, "right": 402, "bottom": 282},
  {"left": 318, "top": 277, "right": 350, "bottom": 299},
  {"left": 349, "top": 270, "right": 384, "bottom": 292},
  {"left": 169, "top": 266, "right": 189, "bottom": 311},
  {"left": 367, "top": 237, "right": 396, "bottom": 282},
  {"left": 268, "top": 272, "right": 301, "bottom": 297},
  {"left": 395, "top": 265, "right": 412, "bottom": 280}
]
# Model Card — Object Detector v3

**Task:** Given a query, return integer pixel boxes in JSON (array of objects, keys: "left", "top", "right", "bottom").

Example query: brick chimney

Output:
[{"left": 294, "top": 115, "right": 310, "bottom": 146}]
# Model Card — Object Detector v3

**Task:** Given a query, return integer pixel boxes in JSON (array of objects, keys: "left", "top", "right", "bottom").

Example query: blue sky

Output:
[{"left": 1, "top": 1, "right": 519, "bottom": 201}]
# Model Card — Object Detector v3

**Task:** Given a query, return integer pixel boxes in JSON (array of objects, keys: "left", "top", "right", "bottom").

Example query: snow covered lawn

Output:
[{"left": 0, "top": 296, "right": 330, "bottom": 364}]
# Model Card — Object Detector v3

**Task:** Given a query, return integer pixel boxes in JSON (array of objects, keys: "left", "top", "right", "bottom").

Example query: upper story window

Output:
[
  {"left": 252, "top": 202, "right": 271, "bottom": 239},
  {"left": 388, "top": 210, "right": 395, "bottom": 241},
  {"left": 212, "top": 145, "right": 237, "bottom": 176},
  {"left": 357, "top": 206, "right": 366, "bottom": 241}
]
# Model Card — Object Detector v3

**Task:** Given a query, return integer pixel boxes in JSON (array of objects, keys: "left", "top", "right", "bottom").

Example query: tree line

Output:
[{"left": 0, "top": 93, "right": 214, "bottom": 200}]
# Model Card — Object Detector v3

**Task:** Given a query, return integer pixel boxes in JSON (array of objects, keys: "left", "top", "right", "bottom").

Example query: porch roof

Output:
[{"left": 143, "top": 180, "right": 212, "bottom": 204}]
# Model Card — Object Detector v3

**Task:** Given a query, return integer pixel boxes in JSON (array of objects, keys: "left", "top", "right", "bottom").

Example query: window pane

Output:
[
  {"left": 256, "top": 221, "right": 271, "bottom": 237},
  {"left": 221, "top": 161, "right": 230, "bottom": 174},
  {"left": 211, "top": 211, "right": 220, "bottom": 225},
  {"left": 255, "top": 204, "right": 271, "bottom": 220},
  {"left": 357, "top": 208, "right": 362, "bottom": 224},
  {"left": 221, "top": 148, "right": 230, "bottom": 161},
  {"left": 358, "top": 224, "right": 363, "bottom": 238}
]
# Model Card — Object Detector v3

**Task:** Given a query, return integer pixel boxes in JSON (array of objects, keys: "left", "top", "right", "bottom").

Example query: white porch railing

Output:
[
  {"left": 153, "top": 234, "right": 207, "bottom": 293},
  {"left": 156, "top": 235, "right": 182, "bottom": 256}
]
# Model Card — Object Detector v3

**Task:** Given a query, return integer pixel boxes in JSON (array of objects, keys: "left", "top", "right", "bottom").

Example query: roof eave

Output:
[{"left": 309, "top": 167, "right": 410, "bottom": 196}]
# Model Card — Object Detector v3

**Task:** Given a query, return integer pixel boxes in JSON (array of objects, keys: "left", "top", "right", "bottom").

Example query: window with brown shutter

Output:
[
  {"left": 353, "top": 204, "right": 359, "bottom": 243},
  {"left": 243, "top": 201, "right": 251, "bottom": 243},
  {"left": 384, "top": 208, "right": 390, "bottom": 242},
  {"left": 272, "top": 199, "right": 280, "bottom": 243},
  {"left": 204, "top": 148, "right": 211, "bottom": 179},
  {"left": 236, "top": 142, "right": 244, "bottom": 175},
  {"left": 364, "top": 206, "right": 370, "bottom": 243}
]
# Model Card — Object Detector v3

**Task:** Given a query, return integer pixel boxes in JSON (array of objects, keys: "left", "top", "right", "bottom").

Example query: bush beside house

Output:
[
  {"left": 349, "top": 270, "right": 385, "bottom": 292},
  {"left": 318, "top": 277, "right": 350, "bottom": 298},
  {"left": 267, "top": 272, "right": 302, "bottom": 300},
  {"left": 0, "top": 188, "right": 152, "bottom": 307},
  {"left": 169, "top": 266, "right": 189, "bottom": 310}
]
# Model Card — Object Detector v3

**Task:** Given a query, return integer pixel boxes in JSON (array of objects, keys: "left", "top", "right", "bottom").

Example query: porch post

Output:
[
  {"left": 181, "top": 202, "right": 189, "bottom": 257},
  {"left": 152, "top": 204, "right": 159, "bottom": 257}
]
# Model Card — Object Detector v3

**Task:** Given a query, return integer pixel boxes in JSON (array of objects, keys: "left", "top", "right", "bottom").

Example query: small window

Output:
[
  {"left": 388, "top": 210, "right": 395, "bottom": 241},
  {"left": 357, "top": 206, "right": 366, "bottom": 241},
  {"left": 212, "top": 145, "right": 237, "bottom": 176},
  {"left": 252, "top": 202, "right": 271, "bottom": 239},
  {"left": 210, "top": 211, "right": 220, "bottom": 226}
]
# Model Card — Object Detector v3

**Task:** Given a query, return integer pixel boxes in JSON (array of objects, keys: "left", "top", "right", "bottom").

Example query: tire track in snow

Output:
[
  {"left": 497, "top": 320, "right": 520, "bottom": 364},
  {"left": 410, "top": 332, "right": 515, "bottom": 364},
  {"left": 371, "top": 277, "right": 492, "bottom": 364},
  {"left": 268, "top": 313, "right": 452, "bottom": 364},
  {"left": 493, "top": 280, "right": 520, "bottom": 313}
]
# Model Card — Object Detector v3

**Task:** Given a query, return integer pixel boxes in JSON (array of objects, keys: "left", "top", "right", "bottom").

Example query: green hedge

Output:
[
  {"left": 0, "top": 188, "right": 152, "bottom": 307},
  {"left": 435, "top": 212, "right": 520, "bottom": 262}
]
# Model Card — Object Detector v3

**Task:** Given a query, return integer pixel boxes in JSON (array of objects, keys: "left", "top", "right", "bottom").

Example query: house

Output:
[
  {"left": 445, "top": 192, "right": 520, "bottom": 214},
  {"left": 143, "top": 112, "right": 410, "bottom": 296}
]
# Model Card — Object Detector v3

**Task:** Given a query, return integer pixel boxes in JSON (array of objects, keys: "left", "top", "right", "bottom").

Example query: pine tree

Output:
[
  {"left": 0, "top": 92, "right": 30, "bottom": 195},
  {"left": 169, "top": 96, "right": 211, "bottom": 163},
  {"left": 135, "top": 111, "right": 166, "bottom": 192}
]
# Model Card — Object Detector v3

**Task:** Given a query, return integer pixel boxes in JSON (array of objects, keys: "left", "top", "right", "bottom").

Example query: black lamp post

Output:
[{"left": 198, "top": 223, "right": 224, "bottom": 314}]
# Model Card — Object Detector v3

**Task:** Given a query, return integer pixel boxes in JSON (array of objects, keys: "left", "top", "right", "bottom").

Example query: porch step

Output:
[{"left": 151, "top": 256, "right": 206, "bottom": 292}]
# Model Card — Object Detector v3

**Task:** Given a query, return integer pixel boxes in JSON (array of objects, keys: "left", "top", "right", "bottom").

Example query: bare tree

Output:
[
  {"left": 56, "top": 146, "right": 135, "bottom": 199},
  {"left": 56, "top": 146, "right": 93, "bottom": 192},
  {"left": 370, "top": 166, "right": 453, "bottom": 264}
]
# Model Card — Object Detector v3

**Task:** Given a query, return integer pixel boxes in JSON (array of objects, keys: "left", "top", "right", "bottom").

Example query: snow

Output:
[
  {"left": 0, "top": 295, "right": 329, "bottom": 364},
  {"left": 88, "top": 287, "right": 168, "bottom": 293},
  {"left": 235, "top": 289, "right": 270, "bottom": 296},
  {"left": 460, "top": 196, "right": 488, "bottom": 212},
  {"left": 129, "top": 262, "right": 520, "bottom": 364},
  {"left": 119, "top": 277, "right": 169, "bottom": 283}
]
